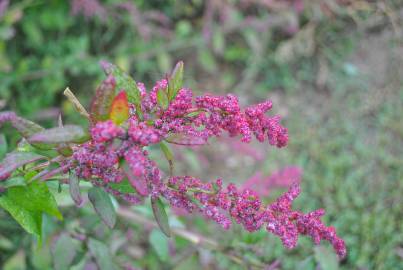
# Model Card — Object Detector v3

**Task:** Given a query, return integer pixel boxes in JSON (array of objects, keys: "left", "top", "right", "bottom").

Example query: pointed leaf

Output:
[
  {"left": 90, "top": 75, "right": 116, "bottom": 122},
  {"left": 151, "top": 197, "right": 171, "bottom": 237},
  {"left": 12, "top": 116, "right": 44, "bottom": 138},
  {"left": 109, "top": 91, "right": 129, "bottom": 125},
  {"left": 52, "top": 233, "right": 77, "bottom": 270},
  {"left": 4, "top": 181, "right": 63, "bottom": 220},
  {"left": 0, "top": 181, "right": 63, "bottom": 238},
  {"left": 101, "top": 61, "right": 141, "bottom": 107},
  {"left": 108, "top": 178, "right": 136, "bottom": 194},
  {"left": 28, "top": 125, "right": 90, "bottom": 144},
  {"left": 88, "top": 187, "right": 116, "bottom": 229},
  {"left": 0, "top": 152, "right": 46, "bottom": 181},
  {"left": 0, "top": 134, "right": 7, "bottom": 159},
  {"left": 88, "top": 238, "right": 117, "bottom": 270},
  {"left": 165, "top": 133, "right": 207, "bottom": 146},
  {"left": 69, "top": 171, "right": 82, "bottom": 206},
  {"left": 168, "top": 61, "right": 184, "bottom": 101},
  {"left": 0, "top": 194, "right": 42, "bottom": 237},
  {"left": 157, "top": 88, "right": 169, "bottom": 110},
  {"left": 160, "top": 142, "right": 174, "bottom": 175},
  {"left": 122, "top": 161, "right": 149, "bottom": 196}
]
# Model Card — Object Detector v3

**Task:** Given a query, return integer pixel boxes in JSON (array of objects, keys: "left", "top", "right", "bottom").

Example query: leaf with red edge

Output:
[
  {"left": 109, "top": 91, "right": 129, "bottom": 125},
  {"left": 100, "top": 61, "right": 142, "bottom": 118},
  {"left": 90, "top": 75, "right": 116, "bottom": 122}
]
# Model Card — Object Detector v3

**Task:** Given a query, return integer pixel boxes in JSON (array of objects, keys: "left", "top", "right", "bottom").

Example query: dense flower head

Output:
[{"left": 65, "top": 70, "right": 345, "bottom": 258}]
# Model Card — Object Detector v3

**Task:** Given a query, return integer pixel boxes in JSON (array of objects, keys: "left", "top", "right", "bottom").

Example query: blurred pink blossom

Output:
[{"left": 243, "top": 166, "right": 302, "bottom": 196}]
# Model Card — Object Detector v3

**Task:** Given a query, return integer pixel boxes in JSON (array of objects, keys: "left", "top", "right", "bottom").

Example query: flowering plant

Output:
[{"left": 0, "top": 61, "right": 346, "bottom": 261}]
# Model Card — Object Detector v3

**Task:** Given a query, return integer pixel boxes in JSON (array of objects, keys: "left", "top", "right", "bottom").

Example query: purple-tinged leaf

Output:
[
  {"left": 31, "top": 164, "right": 69, "bottom": 182},
  {"left": 151, "top": 197, "right": 171, "bottom": 237},
  {"left": 165, "top": 133, "right": 207, "bottom": 146},
  {"left": 0, "top": 111, "right": 43, "bottom": 137},
  {"left": 0, "top": 152, "right": 46, "bottom": 181},
  {"left": 90, "top": 75, "right": 116, "bottom": 122},
  {"left": 28, "top": 125, "right": 90, "bottom": 144},
  {"left": 88, "top": 187, "right": 116, "bottom": 229},
  {"left": 69, "top": 171, "right": 82, "bottom": 206},
  {"left": 122, "top": 161, "right": 149, "bottom": 196}
]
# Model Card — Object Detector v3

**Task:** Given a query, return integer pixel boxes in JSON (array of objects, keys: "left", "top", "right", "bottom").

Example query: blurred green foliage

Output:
[{"left": 1, "top": 0, "right": 402, "bottom": 269}]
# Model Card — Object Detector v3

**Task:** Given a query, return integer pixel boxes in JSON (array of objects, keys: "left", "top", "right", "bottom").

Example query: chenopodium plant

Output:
[{"left": 0, "top": 61, "right": 346, "bottom": 258}]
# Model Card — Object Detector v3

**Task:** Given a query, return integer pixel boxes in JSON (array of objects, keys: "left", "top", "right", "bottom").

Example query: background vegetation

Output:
[{"left": 0, "top": 0, "right": 402, "bottom": 269}]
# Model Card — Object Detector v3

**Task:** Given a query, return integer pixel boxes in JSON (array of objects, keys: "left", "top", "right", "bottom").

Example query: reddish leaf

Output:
[{"left": 109, "top": 91, "right": 129, "bottom": 125}]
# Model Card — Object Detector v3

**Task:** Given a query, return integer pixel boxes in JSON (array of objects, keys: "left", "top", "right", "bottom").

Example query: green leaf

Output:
[
  {"left": 0, "top": 180, "right": 62, "bottom": 239},
  {"left": 0, "top": 151, "right": 46, "bottom": 181},
  {"left": 314, "top": 246, "right": 339, "bottom": 270},
  {"left": 52, "top": 233, "right": 77, "bottom": 270},
  {"left": 108, "top": 178, "right": 135, "bottom": 194},
  {"left": 2, "top": 177, "right": 26, "bottom": 188},
  {"left": 160, "top": 142, "right": 174, "bottom": 175},
  {"left": 88, "top": 238, "right": 117, "bottom": 270},
  {"left": 88, "top": 187, "right": 116, "bottom": 229},
  {"left": 3, "top": 250, "right": 27, "bottom": 270},
  {"left": 68, "top": 171, "right": 82, "bottom": 206},
  {"left": 101, "top": 61, "right": 142, "bottom": 109},
  {"left": 168, "top": 61, "right": 184, "bottom": 101},
  {"left": 0, "top": 193, "right": 42, "bottom": 237},
  {"left": 157, "top": 88, "right": 169, "bottom": 110},
  {"left": 151, "top": 197, "right": 171, "bottom": 237},
  {"left": 0, "top": 134, "right": 7, "bottom": 159},
  {"left": 28, "top": 125, "right": 90, "bottom": 144},
  {"left": 3, "top": 181, "right": 63, "bottom": 220},
  {"left": 90, "top": 76, "right": 117, "bottom": 122},
  {"left": 185, "top": 111, "right": 202, "bottom": 118},
  {"left": 149, "top": 229, "right": 169, "bottom": 262}
]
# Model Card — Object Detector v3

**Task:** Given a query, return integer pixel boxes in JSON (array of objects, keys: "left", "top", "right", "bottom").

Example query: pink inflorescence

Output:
[{"left": 67, "top": 71, "right": 345, "bottom": 258}]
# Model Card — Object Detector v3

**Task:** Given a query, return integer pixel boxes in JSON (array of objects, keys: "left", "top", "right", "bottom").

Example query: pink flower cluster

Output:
[
  {"left": 162, "top": 176, "right": 346, "bottom": 258},
  {"left": 66, "top": 73, "right": 345, "bottom": 258}
]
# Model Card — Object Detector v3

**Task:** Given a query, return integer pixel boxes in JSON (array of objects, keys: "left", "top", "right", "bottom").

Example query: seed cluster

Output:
[{"left": 69, "top": 76, "right": 345, "bottom": 258}]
